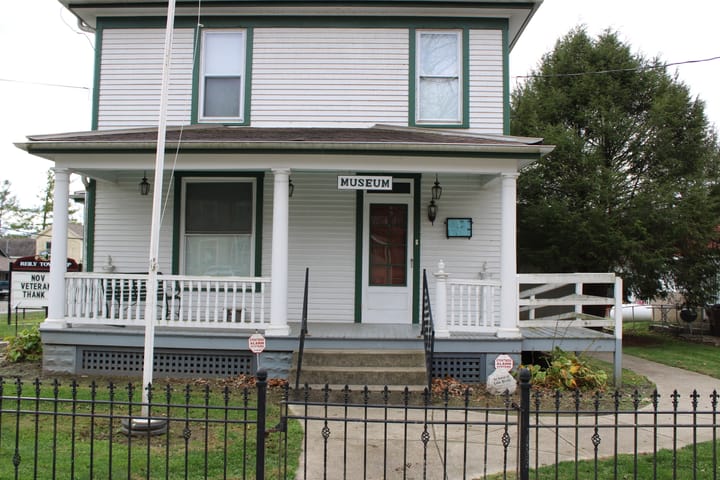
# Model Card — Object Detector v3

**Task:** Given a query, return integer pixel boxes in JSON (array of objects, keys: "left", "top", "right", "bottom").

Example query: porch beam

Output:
[{"left": 268, "top": 168, "right": 291, "bottom": 336}]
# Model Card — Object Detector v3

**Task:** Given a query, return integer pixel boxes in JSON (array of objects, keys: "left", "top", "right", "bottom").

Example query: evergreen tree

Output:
[{"left": 511, "top": 27, "right": 720, "bottom": 305}]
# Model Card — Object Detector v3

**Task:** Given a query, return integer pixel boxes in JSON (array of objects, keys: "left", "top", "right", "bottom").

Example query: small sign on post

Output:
[
  {"left": 487, "top": 354, "right": 517, "bottom": 396},
  {"left": 494, "top": 354, "right": 514, "bottom": 372},
  {"left": 248, "top": 333, "right": 266, "bottom": 372},
  {"left": 248, "top": 333, "right": 266, "bottom": 354}
]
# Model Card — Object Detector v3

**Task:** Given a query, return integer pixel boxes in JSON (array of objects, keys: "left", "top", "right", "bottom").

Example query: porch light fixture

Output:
[
  {"left": 288, "top": 177, "right": 295, "bottom": 198},
  {"left": 139, "top": 172, "right": 150, "bottom": 196},
  {"left": 427, "top": 174, "right": 442, "bottom": 225},
  {"left": 427, "top": 199, "right": 438, "bottom": 225},
  {"left": 431, "top": 174, "right": 442, "bottom": 201}
]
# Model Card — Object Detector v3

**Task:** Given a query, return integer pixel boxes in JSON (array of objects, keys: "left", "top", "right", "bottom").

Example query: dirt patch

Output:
[{"left": 622, "top": 334, "right": 665, "bottom": 347}]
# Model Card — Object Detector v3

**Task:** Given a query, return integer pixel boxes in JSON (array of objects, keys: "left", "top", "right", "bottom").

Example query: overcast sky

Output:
[{"left": 1, "top": 0, "right": 719, "bottom": 213}]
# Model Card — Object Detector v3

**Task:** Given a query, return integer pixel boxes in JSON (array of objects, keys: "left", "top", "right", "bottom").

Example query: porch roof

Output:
[{"left": 17, "top": 124, "right": 553, "bottom": 157}]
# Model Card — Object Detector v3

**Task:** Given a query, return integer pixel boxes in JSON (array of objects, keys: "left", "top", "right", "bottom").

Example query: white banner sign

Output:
[
  {"left": 11, "top": 272, "right": 50, "bottom": 308},
  {"left": 337, "top": 176, "right": 393, "bottom": 190}
]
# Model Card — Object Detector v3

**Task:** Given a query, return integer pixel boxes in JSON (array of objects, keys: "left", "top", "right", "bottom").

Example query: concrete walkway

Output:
[{"left": 292, "top": 355, "right": 720, "bottom": 479}]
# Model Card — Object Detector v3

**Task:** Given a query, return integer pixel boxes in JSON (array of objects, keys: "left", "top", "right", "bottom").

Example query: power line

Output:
[
  {"left": 0, "top": 78, "right": 90, "bottom": 91},
  {"left": 514, "top": 55, "right": 720, "bottom": 80}
]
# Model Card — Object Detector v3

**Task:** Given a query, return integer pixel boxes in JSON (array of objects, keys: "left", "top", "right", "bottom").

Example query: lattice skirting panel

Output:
[
  {"left": 80, "top": 348, "right": 254, "bottom": 378},
  {"left": 432, "top": 354, "right": 488, "bottom": 383}
]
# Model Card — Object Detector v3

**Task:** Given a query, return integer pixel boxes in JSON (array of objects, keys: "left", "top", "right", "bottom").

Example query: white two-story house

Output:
[{"left": 17, "top": 0, "right": 623, "bottom": 384}]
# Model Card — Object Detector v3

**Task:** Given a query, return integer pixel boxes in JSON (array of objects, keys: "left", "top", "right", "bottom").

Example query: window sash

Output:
[
  {"left": 416, "top": 30, "right": 462, "bottom": 124},
  {"left": 200, "top": 30, "right": 246, "bottom": 122},
  {"left": 181, "top": 179, "right": 256, "bottom": 276}
]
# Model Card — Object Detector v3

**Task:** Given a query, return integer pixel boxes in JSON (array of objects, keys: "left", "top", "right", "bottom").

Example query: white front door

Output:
[{"left": 362, "top": 186, "right": 414, "bottom": 324}]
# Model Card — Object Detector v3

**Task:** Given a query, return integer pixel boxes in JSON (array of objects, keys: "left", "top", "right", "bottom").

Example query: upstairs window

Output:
[
  {"left": 199, "top": 30, "right": 246, "bottom": 123},
  {"left": 415, "top": 30, "right": 462, "bottom": 125}
]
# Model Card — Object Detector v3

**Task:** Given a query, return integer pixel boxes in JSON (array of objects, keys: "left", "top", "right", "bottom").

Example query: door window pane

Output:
[{"left": 369, "top": 204, "right": 408, "bottom": 286}]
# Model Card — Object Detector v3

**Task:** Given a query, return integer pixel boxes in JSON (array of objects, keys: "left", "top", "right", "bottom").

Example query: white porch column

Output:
[
  {"left": 46, "top": 167, "right": 70, "bottom": 328},
  {"left": 497, "top": 173, "right": 521, "bottom": 338},
  {"left": 433, "top": 260, "right": 450, "bottom": 338},
  {"left": 267, "top": 168, "right": 291, "bottom": 336}
]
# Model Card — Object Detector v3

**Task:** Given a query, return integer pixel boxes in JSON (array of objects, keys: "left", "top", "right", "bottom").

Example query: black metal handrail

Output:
[
  {"left": 421, "top": 269, "right": 435, "bottom": 391},
  {"left": 294, "top": 267, "right": 310, "bottom": 390}
]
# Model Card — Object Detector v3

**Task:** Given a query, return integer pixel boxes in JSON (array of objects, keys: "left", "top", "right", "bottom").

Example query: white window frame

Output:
[
  {"left": 415, "top": 29, "right": 463, "bottom": 125},
  {"left": 199, "top": 29, "right": 247, "bottom": 123},
  {"left": 179, "top": 177, "right": 257, "bottom": 276}
]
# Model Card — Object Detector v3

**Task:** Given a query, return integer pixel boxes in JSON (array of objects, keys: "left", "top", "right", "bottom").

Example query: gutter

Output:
[{"left": 16, "top": 140, "right": 554, "bottom": 157}]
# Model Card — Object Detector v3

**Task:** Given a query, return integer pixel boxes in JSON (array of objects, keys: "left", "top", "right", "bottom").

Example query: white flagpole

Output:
[{"left": 140, "top": 0, "right": 176, "bottom": 419}]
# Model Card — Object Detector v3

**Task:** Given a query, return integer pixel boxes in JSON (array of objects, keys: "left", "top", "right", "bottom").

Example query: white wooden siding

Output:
[
  {"left": 263, "top": 172, "right": 357, "bottom": 323},
  {"left": 97, "top": 29, "right": 194, "bottom": 129},
  {"left": 420, "top": 174, "right": 502, "bottom": 326},
  {"left": 251, "top": 28, "right": 409, "bottom": 127},
  {"left": 93, "top": 173, "right": 175, "bottom": 272},
  {"left": 467, "top": 29, "right": 504, "bottom": 135},
  {"left": 96, "top": 27, "right": 505, "bottom": 132},
  {"left": 420, "top": 174, "right": 501, "bottom": 281}
]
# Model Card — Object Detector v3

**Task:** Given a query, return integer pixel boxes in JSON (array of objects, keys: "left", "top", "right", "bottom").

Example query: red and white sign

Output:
[
  {"left": 248, "top": 333, "right": 266, "bottom": 354},
  {"left": 494, "top": 354, "right": 514, "bottom": 371}
]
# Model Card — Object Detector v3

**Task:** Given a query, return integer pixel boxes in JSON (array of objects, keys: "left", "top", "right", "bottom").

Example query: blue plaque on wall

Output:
[{"left": 446, "top": 218, "right": 472, "bottom": 238}]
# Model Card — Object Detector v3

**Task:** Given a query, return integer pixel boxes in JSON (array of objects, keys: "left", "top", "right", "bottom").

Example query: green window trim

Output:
[
  {"left": 409, "top": 27, "right": 470, "bottom": 129},
  {"left": 172, "top": 172, "right": 264, "bottom": 276},
  {"left": 192, "top": 27, "right": 254, "bottom": 125}
]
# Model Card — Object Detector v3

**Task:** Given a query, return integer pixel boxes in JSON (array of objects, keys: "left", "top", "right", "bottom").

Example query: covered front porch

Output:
[{"left": 42, "top": 268, "right": 623, "bottom": 382}]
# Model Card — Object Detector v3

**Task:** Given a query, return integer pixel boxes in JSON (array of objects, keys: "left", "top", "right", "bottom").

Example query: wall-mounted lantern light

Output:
[
  {"left": 427, "top": 174, "right": 442, "bottom": 224},
  {"left": 431, "top": 174, "right": 442, "bottom": 201},
  {"left": 427, "top": 199, "right": 438, "bottom": 225},
  {"left": 139, "top": 172, "right": 150, "bottom": 196}
]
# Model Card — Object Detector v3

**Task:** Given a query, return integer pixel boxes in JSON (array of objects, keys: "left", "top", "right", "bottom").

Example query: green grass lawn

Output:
[
  {"left": 0, "top": 379, "right": 302, "bottom": 479},
  {"left": 0, "top": 310, "right": 44, "bottom": 339},
  {"left": 487, "top": 439, "right": 720, "bottom": 480},
  {"left": 623, "top": 322, "right": 720, "bottom": 379}
]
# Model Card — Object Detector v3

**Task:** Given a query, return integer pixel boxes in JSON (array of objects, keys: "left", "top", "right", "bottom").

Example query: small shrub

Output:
[
  {"left": 519, "top": 347, "right": 607, "bottom": 391},
  {"left": 4, "top": 325, "right": 43, "bottom": 362}
]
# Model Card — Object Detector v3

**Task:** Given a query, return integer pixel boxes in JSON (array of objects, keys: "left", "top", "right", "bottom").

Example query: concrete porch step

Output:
[{"left": 289, "top": 349, "right": 428, "bottom": 388}]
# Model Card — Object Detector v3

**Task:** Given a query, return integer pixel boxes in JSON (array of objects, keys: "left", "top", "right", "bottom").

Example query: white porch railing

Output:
[
  {"left": 433, "top": 263, "right": 622, "bottom": 335},
  {"left": 65, "top": 273, "right": 270, "bottom": 328},
  {"left": 433, "top": 262, "right": 502, "bottom": 335}
]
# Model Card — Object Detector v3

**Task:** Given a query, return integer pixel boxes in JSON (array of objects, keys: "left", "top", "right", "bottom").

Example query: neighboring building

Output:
[
  {"left": 16, "top": 0, "right": 623, "bottom": 381},
  {"left": 0, "top": 238, "right": 36, "bottom": 281},
  {"left": 35, "top": 223, "right": 84, "bottom": 265}
]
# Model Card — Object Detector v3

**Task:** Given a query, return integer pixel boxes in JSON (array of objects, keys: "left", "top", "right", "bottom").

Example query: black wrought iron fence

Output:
[
  {"left": 1, "top": 371, "right": 718, "bottom": 480},
  {"left": 0, "top": 374, "right": 268, "bottom": 480}
]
